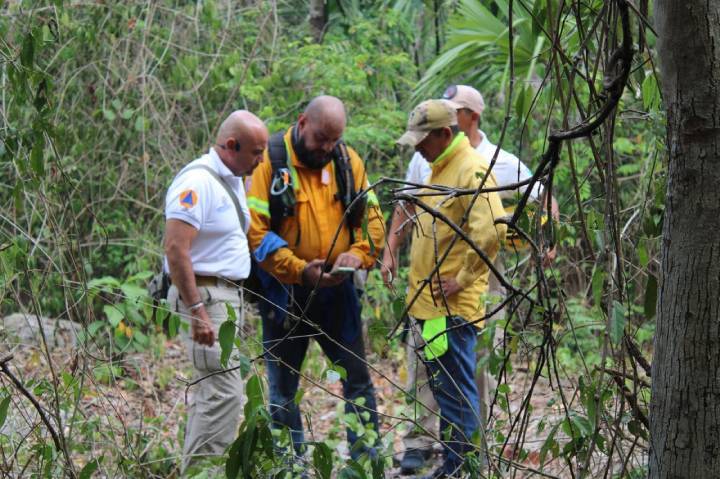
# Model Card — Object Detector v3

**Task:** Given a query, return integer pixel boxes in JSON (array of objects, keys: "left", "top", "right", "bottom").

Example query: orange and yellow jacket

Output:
[{"left": 247, "top": 127, "right": 385, "bottom": 285}]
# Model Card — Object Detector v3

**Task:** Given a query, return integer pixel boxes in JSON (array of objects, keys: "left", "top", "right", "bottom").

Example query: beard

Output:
[{"left": 292, "top": 126, "right": 334, "bottom": 169}]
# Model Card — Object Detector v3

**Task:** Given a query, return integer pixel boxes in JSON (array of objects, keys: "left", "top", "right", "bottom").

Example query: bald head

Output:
[
  {"left": 303, "top": 95, "right": 347, "bottom": 131},
  {"left": 216, "top": 110, "right": 267, "bottom": 146},
  {"left": 215, "top": 110, "right": 268, "bottom": 176},
  {"left": 295, "top": 96, "right": 347, "bottom": 168}
]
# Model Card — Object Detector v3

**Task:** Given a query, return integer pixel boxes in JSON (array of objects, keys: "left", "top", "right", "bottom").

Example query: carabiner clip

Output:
[{"left": 270, "top": 168, "right": 291, "bottom": 196}]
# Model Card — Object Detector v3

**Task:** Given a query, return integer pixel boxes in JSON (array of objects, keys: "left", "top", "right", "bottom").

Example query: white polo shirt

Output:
[
  {"left": 405, "top": 129, "right": 543, "bottom": 202},
  {"left": 164, "top": 148, "right": 251, "bottom": 280}
]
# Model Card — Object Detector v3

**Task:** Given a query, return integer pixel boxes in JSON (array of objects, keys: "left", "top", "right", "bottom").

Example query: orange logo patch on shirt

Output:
[{"left": 179, "top": 189, "right": 198, "bottom": 208}]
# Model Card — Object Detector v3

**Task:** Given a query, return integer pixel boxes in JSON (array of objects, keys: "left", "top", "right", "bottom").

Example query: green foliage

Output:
[
  {"left": 361, "top": 268, "right": 408, "bottom": 354},
  {"left": 0, "top": 395, "right": 10, "bottom": 431},
  {"left": 83, "top": 271, "right": 170, "bottom": 355},
  {"left": 1, "top": 0, "right": 663, "bottom": 476},
  {"left": 1, "top": 0, "right": 418, "bottom": 318},
  {"left": 415, "top": 0, "right": 554, "bottom": 102},
  {"left": 218, "top": 318, "right": 236, "bottom": 369}
]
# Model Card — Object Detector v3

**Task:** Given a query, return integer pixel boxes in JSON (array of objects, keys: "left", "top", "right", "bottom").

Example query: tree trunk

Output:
[
  {"left": 309, "top": 0, "right": 326, "bottom": 43},
  {"left": 650, "top": 2, "right": 720, "bottom": 478}
]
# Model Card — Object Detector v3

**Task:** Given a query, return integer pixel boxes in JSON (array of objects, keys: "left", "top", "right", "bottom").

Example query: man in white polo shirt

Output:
[
  {"left": 164, "top": 110, "right": 268, "bottom": 471},
  {"left": 383, "top": 85, "right": 558, "bottom": 474}
]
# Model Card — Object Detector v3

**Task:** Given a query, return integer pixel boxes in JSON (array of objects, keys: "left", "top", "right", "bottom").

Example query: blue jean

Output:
[
  {"left": 260, "top": 279, "right": 379, "bottom": 459},
  {"left": 416, "top": 316, "right": 480, "bottom": 475}
]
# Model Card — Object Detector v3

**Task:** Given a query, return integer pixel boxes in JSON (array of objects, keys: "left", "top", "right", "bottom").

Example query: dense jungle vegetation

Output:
[{"left": 0, "top": 0, "right": 676, "bottom": 477}]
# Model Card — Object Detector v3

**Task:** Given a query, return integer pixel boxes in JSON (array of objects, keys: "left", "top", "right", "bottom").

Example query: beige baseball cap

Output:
[
  {"left": 396, "top": 99, "right": 458, "bottom": 147},
  {"left": 442, "top": 84, "right": 485, "bottom": 115}
]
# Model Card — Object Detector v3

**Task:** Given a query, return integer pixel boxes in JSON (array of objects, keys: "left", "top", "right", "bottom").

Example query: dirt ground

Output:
[{"left": 1, "top": 312, "right": 645, "bottom": 478}]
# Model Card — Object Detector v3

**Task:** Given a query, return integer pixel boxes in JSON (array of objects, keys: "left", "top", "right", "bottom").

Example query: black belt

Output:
[{"left": 194, "top": 275, "right": 244, "bottom": 288}]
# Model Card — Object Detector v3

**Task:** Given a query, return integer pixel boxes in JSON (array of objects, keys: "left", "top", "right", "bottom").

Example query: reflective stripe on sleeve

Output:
[{"left": 247, "top": 196, "right": 270, "bottom": 217}]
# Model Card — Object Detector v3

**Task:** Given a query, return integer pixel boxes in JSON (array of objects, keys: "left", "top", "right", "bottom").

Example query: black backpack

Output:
[
  {"left": 266, "top": 129, "right": 367, "bottom": 242},
  {"left": 244, "top": 130, "right": 368, "bottom": 302}
]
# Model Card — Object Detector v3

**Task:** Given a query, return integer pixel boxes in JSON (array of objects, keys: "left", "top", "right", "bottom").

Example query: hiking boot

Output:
[{"left": 399, "top": 447, "right": 433, "bottom": 475}]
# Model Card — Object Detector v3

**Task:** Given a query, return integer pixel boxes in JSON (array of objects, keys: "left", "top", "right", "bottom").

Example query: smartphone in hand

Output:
[{"left": 330, "top": 266, "right": 356, "bottom": 276}]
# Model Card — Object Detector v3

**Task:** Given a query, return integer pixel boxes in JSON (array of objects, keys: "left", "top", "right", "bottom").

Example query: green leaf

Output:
[
  {"left": 103, "top": 305, "right": 124, "bottom": 327},
  {"left": 87, "top": 320, "right": 105, "bottom": 336},
  {"left": 30, "top": 139, "right": 44, "bottom": 176},
  {"left": 234, "top": 351, "right": 251, "bottom": 378},
  {"left": 361, "top": 217, "right": 375, "bottom": 255},
  {"left": 610, "top": 301, "right": 626, "bottom": 345},
  {"left": 0, "top": 395, "right": 11, "bottom": 430},
  {"left": 642, "top": 73, "right": 660, "bottom": 111},
  {"left": 120, "top": 283, "right": 146, "bottom": 301},
  {"left": 338, "top": 463, "right": 365, "bottom": 479},
  {"left": 638, "top": 241, "right": 649, "bottom": 267},
  {"left": 313, "top": 442, "right": 334, "bottom": 479},
  {"left": 128, "top": 270, "right": 153, "bottom": 282},
  {"left": 572, "top": 414, "right": 593, "bottom": 437},
  {"left": 225, "top": 302, "right": 237, "bottom": 322},
  {"left": 167, "top": 312, "right": 180, "bottom": 338},
  {"left": 102, "top": 109, "right": 116, "bottom": 121},
  {"left": 392, "top": 297, "right": 405, "bottom": 322},
  {"left": 226, "top": 434, "right": 243, "bottom": 479},
  {"left": 294, "top": 388, "right": 305, "bottom": 405},
  {"left": 132, "top": 329, "right": 149, "bottom": 347},
  {"left": 21, "top": 31, "right": 35, "bottom": 68},
  {"left": 333, "top": 364, "right": 347, "bottom": 381},
  {"left": 245, "top": 375, "right": 264, "bottom": 410},
  {"left": 79, "top": 456, "right": 103, "bottom": 479},
  {"left": 218, "top": 320, "right": 236, "bottom": 368},
  {"left": 87, "top": 276, "right": 121, "bottom": 291},
  {"left": 134, "top": 116, "right": 148, "bottom": 132},
  {"left": 644, "top": 274, "right": 658, "bottom": 320}
]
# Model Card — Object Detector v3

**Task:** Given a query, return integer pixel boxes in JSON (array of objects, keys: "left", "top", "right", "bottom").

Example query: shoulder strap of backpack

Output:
[
  {"left": 181, "top": 164, "right": 247, "bottom": 232},
  {"left": 268, "top": 131, "right": 288, "bottom": 175},
  {"left": 267, "top": 131, "right": 295, "bottom": 233},
  {"left": 333, "top": 141, "right": 366, "bottom": 244},
  {"left": 333, "top": 141, "right": 355, "bottom": 209}
]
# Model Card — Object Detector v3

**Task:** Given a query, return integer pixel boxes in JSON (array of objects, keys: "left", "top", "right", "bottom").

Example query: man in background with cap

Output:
[
  {"left": 395, "top": 99, "right": 507, "bottom": 478},
  {"left": 384, "top": 85, "right": 559, "bottom": 474}
]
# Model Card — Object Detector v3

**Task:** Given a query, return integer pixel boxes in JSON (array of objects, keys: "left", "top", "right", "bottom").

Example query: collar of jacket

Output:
[{"left": 431, "top": 132, "right": 468, "bottom": 172}]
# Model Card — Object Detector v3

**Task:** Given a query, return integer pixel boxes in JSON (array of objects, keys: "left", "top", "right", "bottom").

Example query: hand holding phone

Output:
[{"left": 330, "top": 266, "right": 356, "bottom": 276}]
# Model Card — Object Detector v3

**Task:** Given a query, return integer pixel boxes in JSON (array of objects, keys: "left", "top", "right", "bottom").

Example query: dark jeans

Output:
[
  {"left": 260, "top": 279, "right": 379, "bottom": 459},
  {"left": 419, "top": 316, "right": 481, "bottom": 475}
]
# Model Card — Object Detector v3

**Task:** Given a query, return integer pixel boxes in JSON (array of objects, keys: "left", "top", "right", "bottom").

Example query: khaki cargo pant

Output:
[
  {"left": 168, "top": 283, "right": 245, "bottom": 473},
  {"left": 402, "top": 260, "right": 505, "bottom": 452}
]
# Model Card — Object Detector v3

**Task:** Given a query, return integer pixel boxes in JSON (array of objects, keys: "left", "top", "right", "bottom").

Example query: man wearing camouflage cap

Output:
[
  {"left": 386, "top": 85, "right": 559, "bottom": 474},
  {"left": 396, "top": 99, "right": 507, "bottom": 478}
]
